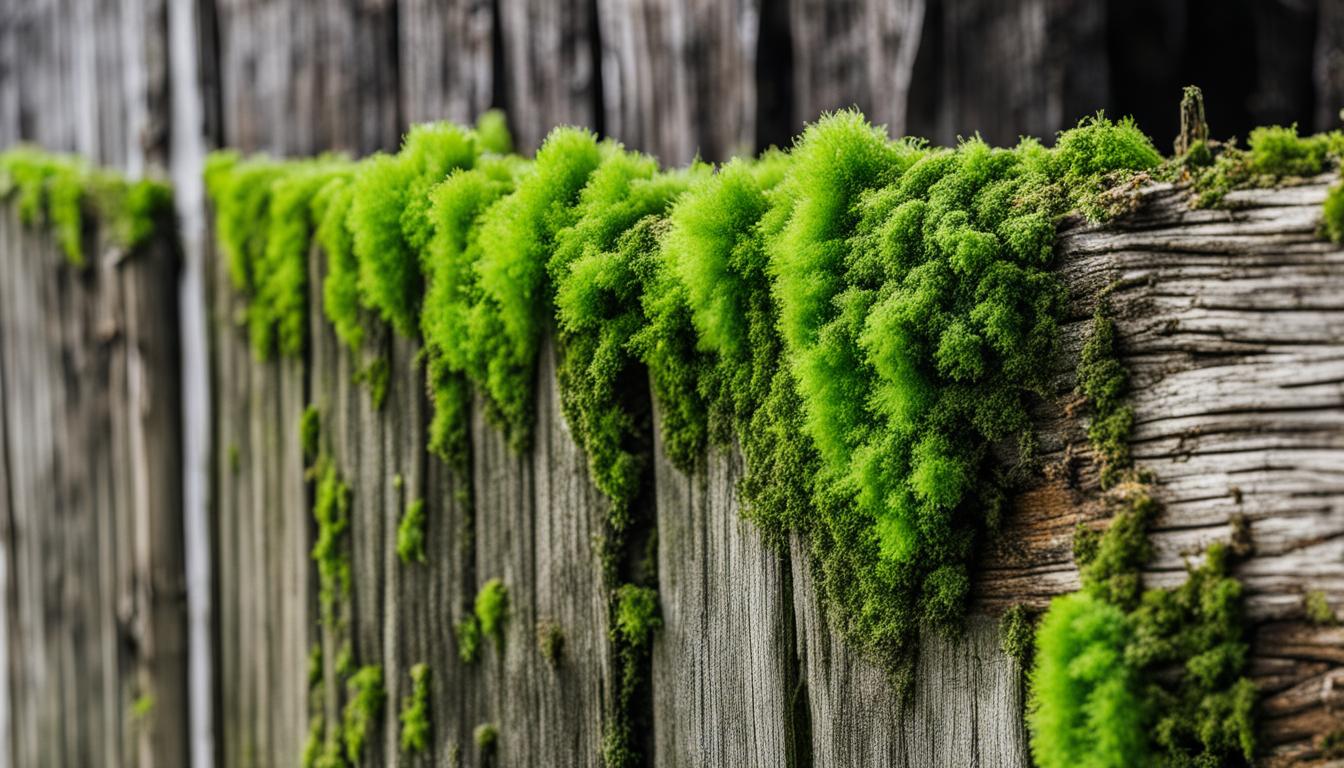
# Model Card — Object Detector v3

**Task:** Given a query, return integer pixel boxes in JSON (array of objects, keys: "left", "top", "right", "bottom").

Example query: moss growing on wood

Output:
[
  {"left": 342, "top": 665, "right": 384, "bottom": 764},
  {"left": 300, "top": 405, "right": 320, "bottom": 463},
  {"left": 1076, "top": 304, "right": 1133, "bottom": 489},
  {"left": 0, "top": 147, "right": 174, "bottom": 267},
  {"left": 475, "top": 578, "right": 508, "bottom": 650},
  {"left": 398, "top": 663, "right": 431, "bottom": 754},
  {"left": 469, "top": 128, "right": 606, "bottom": 448},
  {"left": 473, "top": 722, "right": 498, "bottom": 755},
  {"left": 536, "top": 620, "right": 565, "bottom": 667},
  {"left": 455, "top": 616, "right": 482, "bottom": 664},
  {"left": 311, "top": 460, "right": 352, "bottom": 625},
  {"left": 396, "top": 498, "right": 426, "bottom": 565},
  {"left": 603, "top": 584, "right": 662, "bottom": 768},
  {"left": 1000, "top": 604, "right": 1035, "bottom": 666},
  {"left": 1305, "top": 590, "right": 1337, "bottom": 625}
]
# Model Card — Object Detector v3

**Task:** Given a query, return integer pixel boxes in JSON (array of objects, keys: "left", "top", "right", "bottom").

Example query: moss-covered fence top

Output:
[{"left": 203, "top": 99, "right": 1344, "bottom": 768}]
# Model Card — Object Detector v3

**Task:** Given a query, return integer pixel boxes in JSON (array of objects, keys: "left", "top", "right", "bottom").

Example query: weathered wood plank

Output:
[
  {"left": 495, "top": 0, "right": 600, "bottom": 153},
  {"left": 398, "top": 0, "right": 496, "bottom": 127}
]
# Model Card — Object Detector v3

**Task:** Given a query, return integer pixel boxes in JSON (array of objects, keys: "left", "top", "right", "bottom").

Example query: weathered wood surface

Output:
[
  {"left": 202, "top": 179, "right": 1344, "bottom": 767},
  {"left": 0, "top": 205, "right": 188, "bottom": 767}
]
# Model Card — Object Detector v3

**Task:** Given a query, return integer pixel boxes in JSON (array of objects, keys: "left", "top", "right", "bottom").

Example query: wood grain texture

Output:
[
  {"left": 495, "top": 0, "right": 601, "bottom": 153},
  {"left": 0, "top": 203, "right": 188, "bottom": 767},
  {"left": 596, "top": 0, "right": 759, "bottom": 165},
  {"left": 398, "top": 0, "right": 496, "bottom": 127}
]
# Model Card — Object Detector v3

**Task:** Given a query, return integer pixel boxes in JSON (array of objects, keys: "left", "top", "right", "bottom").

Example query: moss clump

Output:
[
  {"left": 204, "top": 152, "right": 352, "bottom": 358},
  {"left": 473, "top": 722, "right": 498, "bottom": 755},
  {"left": 475, "top": 109, "right": 513, "bottom": 156},
  {"left": 1178, "top": 123, "right": 1344, "bottom": 208},
  {"left": 468, "top": 128, "right": 606, "bottom": 447},
  {"left": 420, "top": 155, "right": 528, "bottom": 465},
  {"left": 398, "top": 663, "right": 431, "bottom": 754},
  {"left": 603, "top": 585, "right": 661, "bottom": 768},
  {"left": 1077, "top": 305, "right": 1133, "bottom": 488},
  {"left": 348, "top": 123, "right": 481, "bottom": 337},
  {"left": 1028, "top": 590, "right": 1148, "bottom": 767},
  {"left": 300, "top": 405, "right": 320, "bottom": 462},
  {"left": 1304, "top": 590, "right": 1337, "bottom": 625},
  {"left": 549, "top": 146, "right": 706, "bottom": 528},
  {"left": 313, "top": 176, "right": 362, "bottom": 352},
  {"left": 0, "top": 147, "right": 174, "bottom": 267},
  {"left": 1000, "top": 604, "right": 1035, "bottom": 666},
  {"left": 475, "top": 578, "right": 508, "bottom": 649},
  {"left": 536, "top": 620, "right": 565, "bottom": 667},
  {"left": 311, "top": 461, "right": 352, "bottom": 624},
  {"left": 342, "top": 665, "right": 384, "bottom": 764},
  {"left": 396, "top": 499, "right": 426, "bottom": 565},
  {"left": 1324, "top": 181, "right": 1344, "bottom": 243},
  {"left": 1030, "top": 483, "right": 1256, "bottom": 767},
  {"left": 455, "top": 616, "right": 482, "bottom": 663}
]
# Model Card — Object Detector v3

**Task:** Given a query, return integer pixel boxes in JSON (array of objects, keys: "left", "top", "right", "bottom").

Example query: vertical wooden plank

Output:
[
  {"left": 496, "top": 0, "right": 601, "bottom": 152},
  {"left": 650, "top": 438, "right": 801, "bottom": 768},
  {"left": 213, "top": 0, "right": 400, "bottom": 156},
  {"left": 121, "top": 238, "right": 189, "bottom": 768},
  {"left": 785, "top": 0, "right": 926, "bottom": 137},
  {"left": 595, "top": 0, "right": 759, "bottom": 165},
  {"left": 398, "top": 0, "right": 496, "bottom": 127}
]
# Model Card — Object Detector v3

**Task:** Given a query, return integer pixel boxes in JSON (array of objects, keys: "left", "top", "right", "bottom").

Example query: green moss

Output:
[
  {"left": 603, "top": 585, "right": 661, "bottom": 767},
  {"left": 300, "top": 405, "right": 320, "bottom": 462},
  {"left": 228, "top": 443, "right": 240, "bottom": 474},
  {"left": 398, "top": 663, "right": 431, "bottom": 754},
  {"left": 1324, "top": 181, "right": 1344, "bottom": 243},
  {"left": 1180, "top": 123, "right": 1344, "bottom": 208},
  {"left": 342, "top": 665, "right": 384, "bottom": 764},
  {"left": 549, "top": 147, "right": 707, "bottom": 528},
  {"left": 396, "top": 498, "right": 426, "bottom": 565},
  {"left": 1305, "top": 590, "right": 1337, "bottom": 625},
  {"left": 475, "top": 578, "right": 508, "bottom": 649},
  {"left": 455, "top": 616, "right": 482, "bottom": 663},
  {"left": 349, "top": 123, "right": 484, "bottom": 337},
  {"left": 313, "top": 177, "right": 363, "bottom": 352},
  {"left": 0, "top": 147, "right": 174, "bottom": 267},
  {"left": 536, "top": 620, "right": 565, "bottom": 667},
  {"left": 475, "top": 109, "right": 513, "bottom": 156},
  {"left": 1000, "top": 604, "right": 1035, "bottom": 666},
  {"left": 311, "top": 460, "right": 351, "bottom": 625},
  {"left": 1077, "top": 304, "right": 1133, "bottom": 488},
  {"left": 469, "top": 127, "right": 606, "bottom": 448},
  {"left": 1028, "top": 590, "right": 1149, "bottom": 768},
  {"left": 355, "top": 356, "right": 390, "bottom": 409},
  {"left": 473, "top": 722, "right": 498, "bottom": 754},
  {"left": 420, "top": 155, "right": 528, "bottom": 465}
]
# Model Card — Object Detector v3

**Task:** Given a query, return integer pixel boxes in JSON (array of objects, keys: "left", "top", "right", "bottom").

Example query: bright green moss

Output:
[
  {"left": 475, "top": 578, "right": 508, "bottom": 648},
  {"left": 1305, "top": 590, "right": 1337, "bottom": 625},
  {"left": 311, "top": 460, "right": 351, "bottom": 624},
  {"left": 0, "top": 147, "right": 174, "bottom": 267},
  {"left": 475, "top": 109, "right": 513, "bottom": 156},
  {"left": 420, "top": 156, "right": 529, "bottom": 465},
  {"left": 300, "top": 405, "right": 320, "bottom": 463},
  {"left": 549, "top": 147, "right": 707, "bottom": 527},
  {"left": 470, "top": 127, "right": 606, "bottom": 448},
  {"left": 204, "top": 152, "right": 351, "bottom": 358},
  {"left": 1028, "top": 591, "right": 1149, "bottom": 768},
  {"left": 396, "top": 499, "right": 426, "bottom": 565},
  {"left": 611, "top": 584, "right": 660, "bottom": 647},
  {"left": 398, "top": 663, "right": 430, "bottom": 754},
  {"left": 342, "top": 665, "right": 384, "bottom": 764},
  {"left": 1182, "top": 124, "right": 1344, "bottom": 208},
  {"left": 455, "top": 616, "right": 482, "bottom": 663},
  {"left": 1324, "top": 181, "right": 1344, "bottom": 243},
  {"left": 349, "top": 123, "right": 481, "bottom": 337},
  {"left": 312, "top": 176, "right": 362, "bottom": 351},
  {"left": 1031, "top": 487, "right": 1256, "bottom": 766}
]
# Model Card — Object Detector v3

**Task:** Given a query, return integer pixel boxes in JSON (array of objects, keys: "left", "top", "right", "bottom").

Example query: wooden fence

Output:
[
  {"left": 0, "top": 201, "right": 187, "bottom": 767},
  {"left": 202, "top": 174, "right": 1344, "bottom": 767}
]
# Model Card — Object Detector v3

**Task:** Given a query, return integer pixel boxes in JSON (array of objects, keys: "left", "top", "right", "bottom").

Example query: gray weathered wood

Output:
[{"left": 0, "top": 201, "right": 188, "bottom": 767}]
